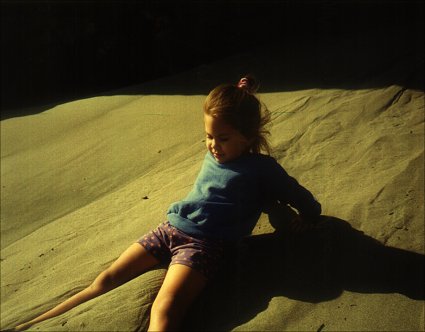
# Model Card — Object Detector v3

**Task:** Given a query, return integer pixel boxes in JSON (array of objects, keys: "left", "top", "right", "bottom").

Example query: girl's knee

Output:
[
  {"left": 150, "top": 293, "right": 185, "bottom": 328},
  {"left": 151, "top": 293, "right": 178, "bottom": 316},
  {"left": 90, "top": 270, "right": 115, "bottom": 293}
]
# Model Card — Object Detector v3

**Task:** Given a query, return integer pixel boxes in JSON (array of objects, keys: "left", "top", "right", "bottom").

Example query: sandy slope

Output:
[{"left": 1, "top": 63, "right": 424, "bottom": 330}]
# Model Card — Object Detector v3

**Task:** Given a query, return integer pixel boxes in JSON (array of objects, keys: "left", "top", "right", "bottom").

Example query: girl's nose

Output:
[{"left": 210, "top": 140, "right": 219, "bottom": 152}]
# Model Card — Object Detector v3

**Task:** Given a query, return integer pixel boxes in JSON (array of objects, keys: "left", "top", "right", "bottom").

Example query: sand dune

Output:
[{"left": 1, "top": 46, "right": 424, "bottom": 331}]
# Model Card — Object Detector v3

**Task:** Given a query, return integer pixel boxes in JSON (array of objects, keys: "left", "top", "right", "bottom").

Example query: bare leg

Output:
[
  {"left": 148, "top": 264, "right": 207, "bottom": 331},
  {"left": 12, "top": 243, "right": 159, "bottom": 331}
]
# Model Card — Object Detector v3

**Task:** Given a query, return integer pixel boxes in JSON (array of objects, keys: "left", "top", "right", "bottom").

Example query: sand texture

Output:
[{"left": 1, "top": 33, "right": 424, "bottom": 331}]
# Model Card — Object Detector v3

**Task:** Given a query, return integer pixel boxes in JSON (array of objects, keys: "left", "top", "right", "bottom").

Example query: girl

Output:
[{"left": 10, "top": 76, "right": 321, "bottom": 331}]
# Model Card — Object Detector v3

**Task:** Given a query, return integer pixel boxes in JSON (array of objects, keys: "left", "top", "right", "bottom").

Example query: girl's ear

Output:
[{"left": 246, "top": 136, "right": 255, "bottom": 150}]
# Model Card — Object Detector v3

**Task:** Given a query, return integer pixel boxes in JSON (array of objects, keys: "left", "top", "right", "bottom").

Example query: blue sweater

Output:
[{"left": 167, "top": 152, "right": 321, "bottom": 240}]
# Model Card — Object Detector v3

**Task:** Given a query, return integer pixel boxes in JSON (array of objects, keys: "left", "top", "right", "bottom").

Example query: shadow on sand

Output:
[{"left": 182, "top": 204, "right": 425, "bottom": 331}]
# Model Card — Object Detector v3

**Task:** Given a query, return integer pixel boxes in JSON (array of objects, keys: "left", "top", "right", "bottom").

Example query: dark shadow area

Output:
[
  {"left": 182, "top": 203, "right": 425, "bottom": 331},
  {"left": 1, "top": 1, "right": 424, "bottom": 120}
]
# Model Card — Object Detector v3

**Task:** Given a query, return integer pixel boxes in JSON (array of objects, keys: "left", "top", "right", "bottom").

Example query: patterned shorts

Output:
[{"left": 137, "top": 221, "right": 225, "bottom": 279}]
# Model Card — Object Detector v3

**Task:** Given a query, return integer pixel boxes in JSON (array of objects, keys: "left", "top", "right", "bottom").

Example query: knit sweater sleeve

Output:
[{"left": 264, "top": 157, "right": 321, "bottom": 218}]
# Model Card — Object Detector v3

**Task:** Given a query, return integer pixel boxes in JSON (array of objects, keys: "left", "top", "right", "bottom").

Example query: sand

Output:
[{"left": 1, "top": 32, "right": 424, "bottom": 331}]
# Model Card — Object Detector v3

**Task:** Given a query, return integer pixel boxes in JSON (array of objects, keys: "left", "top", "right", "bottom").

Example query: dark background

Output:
[{"left": 1, "top": 0, "right": 424, "bottom": 119}]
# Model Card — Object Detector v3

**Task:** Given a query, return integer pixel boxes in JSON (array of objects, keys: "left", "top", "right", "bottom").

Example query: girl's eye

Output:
[{"left": 205, "top": 135, "right": 229, "bottom": 142}]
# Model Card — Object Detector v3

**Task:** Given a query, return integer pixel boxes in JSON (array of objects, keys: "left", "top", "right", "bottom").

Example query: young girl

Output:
[{"left": 10, "top": 76, "right": 321, "bottom": 331}]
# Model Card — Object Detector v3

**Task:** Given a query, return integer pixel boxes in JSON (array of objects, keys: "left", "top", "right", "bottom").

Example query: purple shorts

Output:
[{"left": 137, "top": 221, "right": 225, "bottom": 279}]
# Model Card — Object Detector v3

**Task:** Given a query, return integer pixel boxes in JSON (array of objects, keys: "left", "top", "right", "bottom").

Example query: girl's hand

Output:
[{"left": 289, "top": 215, "right": 320, "bottom": 233}]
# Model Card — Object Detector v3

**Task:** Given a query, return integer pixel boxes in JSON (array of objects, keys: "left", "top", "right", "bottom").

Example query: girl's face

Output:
[{"left": 204, "top": 114, "right": 251, "bottom": 163}]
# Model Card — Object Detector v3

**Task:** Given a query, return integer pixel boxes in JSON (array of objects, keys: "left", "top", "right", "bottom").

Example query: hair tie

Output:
[
  {"left": 237, "top": 76, "right": 259, "bottom": 94},
  {"left": 237, "top": 77, "right": 249, "bottom": 89}
]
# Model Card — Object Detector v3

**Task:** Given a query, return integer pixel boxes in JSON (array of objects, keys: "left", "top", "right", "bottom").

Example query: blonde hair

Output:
[{"left": 203, "top": 75, "right": 271, "bottom": 155}]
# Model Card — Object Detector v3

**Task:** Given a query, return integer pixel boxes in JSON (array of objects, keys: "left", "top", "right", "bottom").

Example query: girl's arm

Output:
[{"left": 266, "top": 158, "right": 321, "bottom": 220}]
